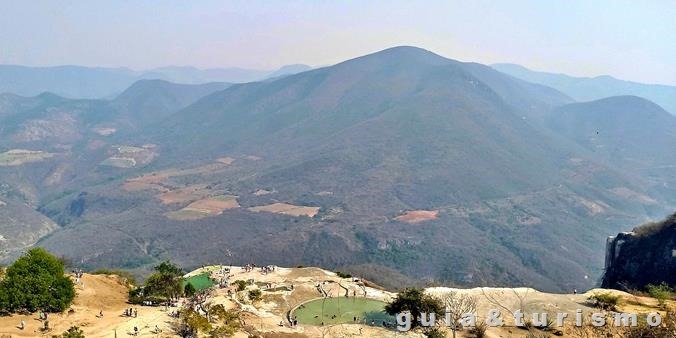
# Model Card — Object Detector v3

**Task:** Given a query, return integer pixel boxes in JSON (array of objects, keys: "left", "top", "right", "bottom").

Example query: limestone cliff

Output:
[{"left": 603, "top": 213, "right": 676, "bottom": 289}]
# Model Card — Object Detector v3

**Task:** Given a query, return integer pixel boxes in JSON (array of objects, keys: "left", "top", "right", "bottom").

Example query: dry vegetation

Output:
[
  {"left": 100, "top": 145, "right": 156, "bottom": 168},
  {"left": 0, "top": 149, "right": 54, "bottom": 166}
]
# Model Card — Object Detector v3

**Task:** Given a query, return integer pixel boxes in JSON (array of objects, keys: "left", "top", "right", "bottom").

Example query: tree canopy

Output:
[
  {"left": 143, "top": 261, "right": 184, "bottom": 302},
  {"left": 385, "top": 288, "right": 444, "bottom": 329},
  {"left": 0, "top": 248, "right": 75, "bottom": 313}
]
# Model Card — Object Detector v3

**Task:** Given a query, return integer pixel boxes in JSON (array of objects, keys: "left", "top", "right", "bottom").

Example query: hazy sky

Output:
[{"left": 1, "top": 0, "right": 674, "bottom": 85}]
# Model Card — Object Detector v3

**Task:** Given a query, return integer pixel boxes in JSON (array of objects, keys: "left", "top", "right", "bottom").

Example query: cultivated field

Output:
[
  {"left": 0, "top": 149, "right": 53, "bottom": 166},
  {"left": 156, "top": 184, "right": 211, "bottom": 204},
  {"left": 100, "top": 145, "right": 156, "bottom": 168},
  {"left": 166, "top": 195, "right": 240, "bottom": 220},
  {"left": 249, "top": 203, "right": 320, "bottom": 217},
  {"left": 394, "top": 210, "right": 439, "bottom": 223}
]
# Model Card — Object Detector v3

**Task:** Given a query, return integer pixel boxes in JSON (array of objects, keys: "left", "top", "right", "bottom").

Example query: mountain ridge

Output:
[
  {"left": 493, "top": 63, "right": 676, "bottom": 114},
  {"left": 0, "top": 63, "right": 313, "bottom": 99}
]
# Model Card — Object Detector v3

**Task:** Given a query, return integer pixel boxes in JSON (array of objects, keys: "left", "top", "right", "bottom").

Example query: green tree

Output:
[
  {"left": 144, "top": 261, "right": 184, "bottom": 304},
  {"left": 175, "top": 307, "right": 212, "bottom": 338},
  {"left": 385, "top": 288, "right": 444, "bottom": 329},
  {"left": 184, "top": 282, "right": 197, "bottom": 297},
  {"left": 0, "top": 248, "right": 75, "bottom": 313},
  {"left": 205, "top": 304, "right": 240, "bottom": 337}
]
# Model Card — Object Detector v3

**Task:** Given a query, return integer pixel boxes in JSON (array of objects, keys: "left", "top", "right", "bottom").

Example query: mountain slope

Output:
[
  {"left": 493, "top": 63, "right": 676, "bottom": 115},
  {"left": 0, "top": 65, "right": 140, "bottom": 99},
  {"left": 3, "top": 47, "right": 671, "bottom": 292},
  {"left": 548, "top": 96, "right": 676, "bottom": 203},
  {"left": 110, "top": 79, "right": 231, "bottom": 127},
  {"left": 0, "top": 198, "right": 58, "bottom": 263},
  {"left": 50, "top": 46, "right": 660, "bottom": 291},
  {"left": 0, "top": 64, "right": 311, "bottom": 99},
  {"left": 548, "top": 96, "right": 676, "bottom": 167}
]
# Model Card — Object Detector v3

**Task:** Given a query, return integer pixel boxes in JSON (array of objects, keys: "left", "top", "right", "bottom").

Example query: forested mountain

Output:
[{"left": 1, "top": 47, "right": 674, "bottom": 292}]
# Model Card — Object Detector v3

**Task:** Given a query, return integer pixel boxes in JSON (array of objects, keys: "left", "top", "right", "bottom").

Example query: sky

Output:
[{"left": 1, "top": 0, "right": 674, "bottom": 85}]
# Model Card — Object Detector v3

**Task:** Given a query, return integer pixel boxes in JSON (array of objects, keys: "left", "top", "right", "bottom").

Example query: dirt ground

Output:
[
  {"left": 1, "top": 267, "right": 666, "bottom": 338},
  {"left": 248, "top": 203, "right": 320, "bottom": 217},
  {"left": 156, "top": 184, "right": 210, "bottom": 204},
  {"left": 184, "top": 196, "right": 240, "bottom": 214},
  {"left": 0, "top": 274, "right": 174, "bottom": 338},
  {"left": 395, "top": 210, "right": 439, "bottom": 223}
]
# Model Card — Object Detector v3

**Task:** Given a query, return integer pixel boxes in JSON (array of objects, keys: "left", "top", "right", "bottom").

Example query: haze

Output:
[{"left": 1, "top": 1, "right": 674, "bottom": 85}]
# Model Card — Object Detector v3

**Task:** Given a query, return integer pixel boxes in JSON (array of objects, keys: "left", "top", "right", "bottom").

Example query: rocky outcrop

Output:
[{"left": 603, "top": 213, "right": 676, "bottom": 290}]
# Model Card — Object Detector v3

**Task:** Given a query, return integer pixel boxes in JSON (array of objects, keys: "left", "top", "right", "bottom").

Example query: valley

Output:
[{"left": 1, "top": 47, "right": 675, "bottom": 295}]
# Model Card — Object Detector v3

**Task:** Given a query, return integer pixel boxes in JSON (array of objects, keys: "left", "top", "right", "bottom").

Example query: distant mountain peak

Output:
[
  {"left": 348, "top": 46, "right": 452, "bottom": 66},
  {"left": 492, "top": 63, "right": 676, "bottom": 115},
  {"left": 563, "top": 95, "right": 669, "bottom": 116}
]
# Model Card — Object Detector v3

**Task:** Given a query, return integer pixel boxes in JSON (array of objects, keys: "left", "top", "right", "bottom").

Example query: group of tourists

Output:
[
  {"left": 72, "top": 268, "right": 85, "bottom": 284},
  {"left": 260, "top": 265, "right": 276, "bottom": 274},
  {"left": 241, "top": 263, "right": 277, "bottom": 274},
  {"left": 123, "top": 307, "right": 138, "bottom": 318}
]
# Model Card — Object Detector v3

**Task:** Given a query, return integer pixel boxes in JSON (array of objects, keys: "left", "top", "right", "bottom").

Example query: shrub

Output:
[
  {"left": 335, "top": 271, "right": 352, "bottom": 279},
  {"left": 647, "top": 283, "right": 673, "bottom": 308},
  {"left": 587, "top": 292, "right": 620, "bottom": 311},
  {"left": 248, "top": 289, "right": 262, "bottom": 301},
  {"left": 424, "top": 327, "right": 445, "bottom": 338},
  {"left": 234, "top": 280, "right": 247, "bottom": 292},
  {"left": 54, "top": 326, "right": 85, "bottom": 338},
  {"left": 471, "top": 321, "right": 487, "bottom": 338}
]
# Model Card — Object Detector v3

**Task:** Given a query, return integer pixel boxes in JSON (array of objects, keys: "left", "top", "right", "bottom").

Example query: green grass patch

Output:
[
  {"left": 293, "top": 298, "right": 394, "bottom": 326},
  {"left": 183, "top": 272, "right": 215, "bottom": 291}
]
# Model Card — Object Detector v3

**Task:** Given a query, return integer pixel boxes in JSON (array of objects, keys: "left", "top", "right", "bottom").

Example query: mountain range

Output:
[
  {"left": 0, "top": 64, "right": 311, "bottom": 99},
  {"left": 1, "top": 46, "right": 674, "bottom": 293},
  {"left": 493, "top": 63, "right": 676, "bottom": 115}
]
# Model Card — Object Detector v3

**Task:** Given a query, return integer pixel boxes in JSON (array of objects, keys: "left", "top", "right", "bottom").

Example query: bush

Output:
[
  {"left": 233, "top": 280, "right": 247, "bottom": 292},
  {"left": 0, "top": 248, "right": 75, "bottom": 313},
  {"left": 424, "top": 327, "right": 445, "bottom": 338},
  {"left": 471, "top": 321, "right": 487, "bottom": 338},
  {"left": 128, "top": 287, "right": 164, "bottom": 305},
  {"left": 184, "top": 282, "right": 197, "bottom": 297},
  {"left": 54, "top": 326, "right": 85, "bottom": 338},
  {"left": 647, "top": 283, "right": 673, "bottom": 308},
  {"left": 587, "top": 292, "right": 620, "bottom": 311},
  {"left": 335, "top": 271, "right": 352, "bottom": 279},
  {"left": 248, "top": 289, "right": 262, "bottom": 301}
]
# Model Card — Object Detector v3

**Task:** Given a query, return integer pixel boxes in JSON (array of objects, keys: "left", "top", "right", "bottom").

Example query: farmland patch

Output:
[
  {"left": 0, "top": 149, "right": 54, "bottom": 166},
  {"left": 394, "top": 210, "right": 439, "bottom": 223},
  {"left": 249, "top": 203, "right": 320, "bottom": 217}
]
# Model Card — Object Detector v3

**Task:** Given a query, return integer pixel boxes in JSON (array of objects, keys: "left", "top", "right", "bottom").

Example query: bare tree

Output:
[
  {"left": 481, "top": 288, "right": 530, "bottom": 318},
  {"left": 443, "top": 291, "right": 478, "bottom": 338}
]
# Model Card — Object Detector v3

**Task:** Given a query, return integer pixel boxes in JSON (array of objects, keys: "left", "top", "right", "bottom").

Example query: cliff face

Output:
[{"left": 603, "top": 213, "right": 676, "bottom": 290}]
